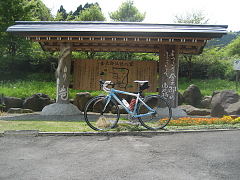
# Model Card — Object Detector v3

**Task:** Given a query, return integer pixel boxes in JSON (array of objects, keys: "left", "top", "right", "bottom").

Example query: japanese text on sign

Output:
[{"left": 73, "top": 59, "right": 157, "bottom": 92}]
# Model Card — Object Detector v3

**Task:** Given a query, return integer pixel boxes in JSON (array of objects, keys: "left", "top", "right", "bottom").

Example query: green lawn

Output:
[{"left": 0, "top": 78, "right": 239, "bottom": 99}]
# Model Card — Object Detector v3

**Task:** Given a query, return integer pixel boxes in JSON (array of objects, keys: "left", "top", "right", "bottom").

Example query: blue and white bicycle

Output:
[{"left": 84, "top": 80, "right": 172, "bottom": 131}]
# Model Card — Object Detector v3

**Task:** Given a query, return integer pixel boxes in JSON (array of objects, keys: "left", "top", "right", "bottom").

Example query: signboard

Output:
[
  {"left": 234, "top": 60, "right": 240, "bottom": 70},
  {"left": 73, "top": 59, "right": 157, "bottom": 92}
]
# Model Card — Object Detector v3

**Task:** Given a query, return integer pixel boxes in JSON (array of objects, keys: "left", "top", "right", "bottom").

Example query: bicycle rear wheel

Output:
[
  {"left": 84, "top": 96, "right": 120, "bottom": 131},
  {"left": 137, "top": 95, "right": 172, "bottom": 129}
]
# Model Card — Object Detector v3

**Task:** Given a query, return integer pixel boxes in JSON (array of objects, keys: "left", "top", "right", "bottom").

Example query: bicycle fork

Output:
[{"left": 101, "top": 96, "right": 112, "bottom": 115}]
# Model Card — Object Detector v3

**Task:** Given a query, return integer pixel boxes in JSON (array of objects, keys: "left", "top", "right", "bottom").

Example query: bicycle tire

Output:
[
  {"left": 137, "top": 95, "right": 172, "bottom": 129},
  {"left": 84, "top": 96, "right": 120, "bottom": 131}
]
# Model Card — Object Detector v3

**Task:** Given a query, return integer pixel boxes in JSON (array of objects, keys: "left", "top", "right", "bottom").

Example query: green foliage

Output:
[
  {"left": 109, "top": 0, "right": 146, "bottom": 22},
  {"left": 179, "top": 47, "right": 236, "bottom": 80},
  {"left": 74, "top": 4, "right": 106, "bottom": 21},
  {"left": 57, "top": 5, "right": 68, "bottom": 20},
  {"left": 224, "top": 36, "right": 240, "bottom": 56},
  {"left": 207, "top": 32, "right": 240, "bottom": 48},
  {"left": 30, "top": 0, "right": 53, "bottom": 21},
  {"left": 0, "top": 0, "right": 55, "bottom": 76},
  {"left": 54, "top": 3, "right": 101, "bottom": 21}
]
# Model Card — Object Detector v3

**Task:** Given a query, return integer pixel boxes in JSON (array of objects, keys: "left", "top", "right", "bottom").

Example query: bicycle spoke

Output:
[
  {"left": 137, "top": 95, "right": 172, "bottom": 129},
  {"left": 84, "top": 96, "right": 119, "bottom": 131}
]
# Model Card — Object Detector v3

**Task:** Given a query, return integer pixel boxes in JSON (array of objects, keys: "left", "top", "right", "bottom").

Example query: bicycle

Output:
[{"left": 84, "top": 80, "right": 172, "bottom": 131}]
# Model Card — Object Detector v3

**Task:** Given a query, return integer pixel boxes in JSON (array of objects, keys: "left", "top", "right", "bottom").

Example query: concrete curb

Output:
[
  {"left": 1, "top": 128, "right": 240, "bottom": 137},
  {"left": 3, "top": 130, "right": 39, "bottom": 136}
]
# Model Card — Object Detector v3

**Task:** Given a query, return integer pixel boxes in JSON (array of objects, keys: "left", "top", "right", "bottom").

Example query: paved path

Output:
[{"left": 1, "top": 130, "right": 240, "bottom": 180}]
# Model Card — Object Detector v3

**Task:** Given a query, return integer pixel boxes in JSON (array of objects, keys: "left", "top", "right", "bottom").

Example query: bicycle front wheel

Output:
[
  {"left": 84, "top": 96, "right": 120, "bottom": 131},
  {"left": 137, "top": 95, "right": 172, "bottom": 130}
]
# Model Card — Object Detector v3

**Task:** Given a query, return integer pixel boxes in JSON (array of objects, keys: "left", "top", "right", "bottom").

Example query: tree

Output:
[
  {"left": 173, "top": 9, "right": 210, "bottom": 80},
  {"left": 173, "top": 9, "right": 210, "bottom": 24},
  {"left": 30, "top": 0, "right": 53, "bottom": 21},
  {"left": 109, "top": 0, "right": 145, "bottom": 22},
  {"left": 72, "top": 5, "right": 83, "bottom": 17},
  {"left": 224, "top": 36, "right": 240, "bottom": 56},
  {"left": 55, "top": 5, "right": 68, "bottom": 20},
  {"left": 74, "top": 4, "right": 105, "bottom": 21},
  {"left": 73, "top": 4, "right": 106, "bottom": 59},
  {"left": 0, "top": 0, "right": 35, "bottom": 56},
  {"left": 0, "top": 0, "right": 56, "bottom": 78}
]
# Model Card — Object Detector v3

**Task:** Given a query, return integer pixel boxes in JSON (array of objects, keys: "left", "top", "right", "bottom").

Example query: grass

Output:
[
  {"left": 0, "top": 120, "right": 93, "bottom": 132},
  {"left": 0, "top": 116, "right": 240, "bottom": 133},
  {"left": 0, "top": 78, "right": 239, "bottom": 99},
  {"left": 0, "top": 80, "right": 106, "bottom": 99}
]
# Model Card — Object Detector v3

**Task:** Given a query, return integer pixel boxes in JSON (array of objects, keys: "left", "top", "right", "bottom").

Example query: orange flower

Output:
[{"left": 168, "top": 116, "right": 240, "bottom": 126}]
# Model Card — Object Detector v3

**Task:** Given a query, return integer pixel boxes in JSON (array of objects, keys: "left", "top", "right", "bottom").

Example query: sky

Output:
[{"left": 41, "top": 0, "right": 240, "bottom": 32}]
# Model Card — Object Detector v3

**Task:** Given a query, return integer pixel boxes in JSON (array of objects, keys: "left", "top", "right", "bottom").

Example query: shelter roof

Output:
[{"left": 7, "top": 21, "right": 228, "bottom": 54}]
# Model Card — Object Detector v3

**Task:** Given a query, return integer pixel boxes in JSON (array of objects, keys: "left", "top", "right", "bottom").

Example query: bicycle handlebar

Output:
[
  {"left": 99, "top": 80, "right": 115, "bottom": 93},
  {"left": 99, "top": 79, "right": 150, "bottom": 92}
]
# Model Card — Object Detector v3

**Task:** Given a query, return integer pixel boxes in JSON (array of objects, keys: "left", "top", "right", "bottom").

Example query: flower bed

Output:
[{"left": 169, "top": 116, "right": 240, "bottom": 126}]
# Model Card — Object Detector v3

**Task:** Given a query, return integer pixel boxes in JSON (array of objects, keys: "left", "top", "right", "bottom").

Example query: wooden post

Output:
[
  {"left": 159, "top": 45, "right": 179, "bottom": 108},
  {"left": 55, "top": 42, "right": 72, "bottom": 104}
]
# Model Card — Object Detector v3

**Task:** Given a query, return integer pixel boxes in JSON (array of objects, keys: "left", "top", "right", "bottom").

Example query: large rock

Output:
[
  {"left": 73, "top": 92, "right": 93, "bottom": 111},
  {"left": 200, "top": 96, "right": 212, "bottom": 108},
  {"left": 178, "top": 105, "right": 210, "bottom": 116},
  {"left": 183, "top": 84, "right": 202, "bottom": 106},
  {"left": 23, "top": 93, "right": 55, "bottom": 111},
  {"left": 3, "top": 97, "right": 23, "bottom": 111},
  {"left": 7, "top": 108, "right": 33, "bottom": 114},
  {"left": 178, "top": 91, "right": 184, "bottom": 105},
  {"left": 210, "top": 90, "right": 240, "bottom": 117}
]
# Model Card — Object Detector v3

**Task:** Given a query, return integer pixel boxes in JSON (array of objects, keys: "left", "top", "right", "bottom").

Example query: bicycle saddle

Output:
[{"left": 134, "top": 80, "right": 148, "bottom": 85}]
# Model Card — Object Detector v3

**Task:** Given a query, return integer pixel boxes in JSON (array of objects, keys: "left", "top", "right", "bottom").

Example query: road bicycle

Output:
[{"left": 84, "top": 80, "right": 172, "bottom": 131}]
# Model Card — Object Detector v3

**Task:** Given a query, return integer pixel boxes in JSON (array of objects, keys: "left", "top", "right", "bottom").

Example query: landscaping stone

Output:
[
  {"left": 114, "top": 105, "right": 128, "bottom": 114},
  {"left": 200, "top": 96, "right": 212, "bottom": 108},
  {"left": 210, "top": 90, "right": 240, "bottom": 117},
  {"left": 187, "top": 108, "right": 211, "bottom": 116},
  {"left": 178, "top": 105, "right": 210, "bottom": 116},
  {"left": 73, "top": 92, "right": 93, "bottom": 111},
  {"left": 178, "top": 91, "right": 184, "bottom": 105},
  {"left": 224, "top": 101, "right": 240, "bottom": 116},
  {"left": 23, "top": 93, "right": 55, "bottom": 111},
  {"left": 92, "top": 98, "right": 111, "bottom": 113},
  {"left": 170, "top": 108, "right": 188, "bottom": 118},
  {"left": 4, "top": 97, "right": 23, "bottom": 111},
  {"left": 178, "top": 105, "right": 195, "bottom": 114},
  {"left": 183, "top": 84, "right": 202, "bottom": 106},
  {"left": 7, "top": 108, "right": 33, "bottom": 114}
]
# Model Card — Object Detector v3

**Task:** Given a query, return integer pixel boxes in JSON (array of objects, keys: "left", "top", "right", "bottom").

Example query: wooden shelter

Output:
[{"left": 7, "top": 21, "right": 228, "bottom": 114}]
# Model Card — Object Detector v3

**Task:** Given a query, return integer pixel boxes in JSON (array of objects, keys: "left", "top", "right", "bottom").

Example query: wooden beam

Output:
[{"left": 30, "top": 36, "right": 207, "bottom": 46}]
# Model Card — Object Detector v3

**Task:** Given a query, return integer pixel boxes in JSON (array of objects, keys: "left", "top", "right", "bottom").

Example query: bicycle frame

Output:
[{"left": 104, "top": 88, "right": 156, "bottom": 118}]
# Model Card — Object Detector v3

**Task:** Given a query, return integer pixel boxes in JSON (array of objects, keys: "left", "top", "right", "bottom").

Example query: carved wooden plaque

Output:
[{"left": 73, "top": 59, "right": 157, "bottom": 92}]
